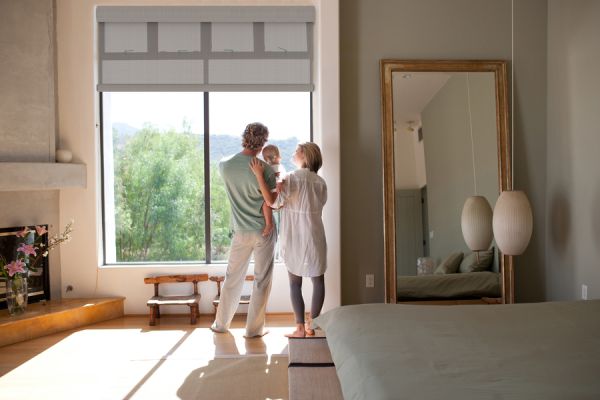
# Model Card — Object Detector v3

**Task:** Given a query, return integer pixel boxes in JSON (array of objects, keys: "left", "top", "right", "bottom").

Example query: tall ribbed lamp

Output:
[
  {"left": 492, "top": 190, "right": 533, "bottom": 255},
  {"left": 461, "top": 196, "right": 493, "bottom": 252}
]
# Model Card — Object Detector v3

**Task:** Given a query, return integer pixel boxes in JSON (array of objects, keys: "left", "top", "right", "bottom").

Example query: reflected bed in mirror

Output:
[{"left": 381, "top": 60, "right": 512, "bottom": 304}]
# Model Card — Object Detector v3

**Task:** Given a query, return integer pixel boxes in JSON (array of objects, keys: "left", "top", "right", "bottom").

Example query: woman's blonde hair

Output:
[
  {"left": 242, "top": 122, "right": 269, "bottom": 151},
  {"left": 262, "top": 144, "right": 280, "bottom": 164},
  {"left": 298, "top": 142, "right": 323, "bottom": 173}
]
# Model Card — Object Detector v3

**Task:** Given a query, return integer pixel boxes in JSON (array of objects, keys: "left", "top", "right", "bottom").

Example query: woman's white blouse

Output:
[{"left": 274, "top": 168, "right": 327, "bottom": 277}]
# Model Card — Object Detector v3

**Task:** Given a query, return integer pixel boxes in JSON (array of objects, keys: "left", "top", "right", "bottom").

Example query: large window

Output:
[{"left": 101, "top": 92, "right": 311, "bottom": 265}]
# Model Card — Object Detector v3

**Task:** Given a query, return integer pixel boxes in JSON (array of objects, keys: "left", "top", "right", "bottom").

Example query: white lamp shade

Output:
[
  {"left": 492, "top": 190, "right": 533, "bottom": 256},
  {"left": 461, "top": 196, "right": 493, "bottom": 251}
]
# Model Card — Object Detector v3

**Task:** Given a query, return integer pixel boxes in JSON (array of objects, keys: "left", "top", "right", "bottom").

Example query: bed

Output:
[
  {"left": 397, "top": 271, "right": 501, "bottom": 300},
  {"left": 314, "top": 301, "right": 600, "bottom": 400}
]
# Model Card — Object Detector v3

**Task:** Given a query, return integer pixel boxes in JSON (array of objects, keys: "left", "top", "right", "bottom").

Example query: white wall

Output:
[
  {"left": 546, "top": 0, "right": 600, "bottom": 300},
  {"left": 55, "top": 0, "right": 340, "bottom": 314},
  {"left": 394, "top": 130, "right": 421, "bottom": 190}
]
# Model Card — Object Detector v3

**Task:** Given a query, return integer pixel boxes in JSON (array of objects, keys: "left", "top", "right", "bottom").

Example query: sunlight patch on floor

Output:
[{"left": 0, "top": 315, "right": 295, "bottom": 399}]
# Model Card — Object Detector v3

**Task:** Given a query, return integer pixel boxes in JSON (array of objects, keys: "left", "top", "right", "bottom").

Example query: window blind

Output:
[{"left": 96, "top": 6, "right": 315, "bottom": 92}]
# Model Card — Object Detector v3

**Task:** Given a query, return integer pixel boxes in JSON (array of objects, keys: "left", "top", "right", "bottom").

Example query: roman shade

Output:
[{"left": 96, "top": 6, "right": 315, "bottom": 92}]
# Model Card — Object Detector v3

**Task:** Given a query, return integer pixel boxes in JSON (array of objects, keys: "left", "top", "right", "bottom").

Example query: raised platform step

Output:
[
  {"left": 0, "top": 297, "right": 124, "bottom": 347},
  {"left": 288, "top": 337, "right": 344, "bottom": 400}
]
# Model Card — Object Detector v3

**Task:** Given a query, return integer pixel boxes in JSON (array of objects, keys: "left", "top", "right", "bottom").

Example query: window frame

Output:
[{"left": 99, "top": 91, "right": 313, "bottom": 266}]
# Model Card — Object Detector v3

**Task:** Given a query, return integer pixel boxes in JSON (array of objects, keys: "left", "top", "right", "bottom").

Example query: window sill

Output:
[
  {"left": 99, "top": 261, "right": 286, "bottom": 269},
  {"left": 0, "top": 162, "right": 86, "bottom": 191}
]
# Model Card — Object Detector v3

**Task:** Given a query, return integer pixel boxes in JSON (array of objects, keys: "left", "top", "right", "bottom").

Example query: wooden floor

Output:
[{"left": 0, "top": 314, "right": 296, "bottom": 399}]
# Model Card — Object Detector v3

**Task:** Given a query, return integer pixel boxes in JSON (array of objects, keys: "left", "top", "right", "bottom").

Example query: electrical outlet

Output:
[
  {"left": 366, "top": 274, "right": 375, "bottom": 288},
  {"left": 582, "top": 284, "right": 588, "bottom": 300}
]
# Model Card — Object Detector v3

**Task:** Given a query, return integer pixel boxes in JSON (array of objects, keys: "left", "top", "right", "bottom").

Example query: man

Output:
[{"left": 211, "top": 122, "right": 277, "bottom": 338}]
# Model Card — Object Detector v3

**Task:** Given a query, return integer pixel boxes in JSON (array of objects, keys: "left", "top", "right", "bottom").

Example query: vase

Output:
[{"left": 6, "top": 273, "right": 28, "bottom": 316}]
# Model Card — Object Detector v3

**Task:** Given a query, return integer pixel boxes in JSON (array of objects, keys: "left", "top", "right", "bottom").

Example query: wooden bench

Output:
[
  {"left": 209, "top": 275, "right": 254, "bottom": 315},
  {"left": 144, "top": 274, "right": 208, "bottom": 326}
]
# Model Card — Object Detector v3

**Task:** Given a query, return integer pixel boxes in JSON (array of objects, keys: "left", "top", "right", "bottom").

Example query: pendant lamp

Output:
[
  {"left": 461, "top": 73, "right": 493, "bottom": 252},
  {"left": 461, "top": 196, "right": 493, "bottom": 251},
  {"left": 492, "top": 190, "right": 533, "bottom": 255}
]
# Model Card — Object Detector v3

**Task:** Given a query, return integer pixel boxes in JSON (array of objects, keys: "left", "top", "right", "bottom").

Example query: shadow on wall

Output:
[
  {"left": 513, "top": 73, "right": 547, "bottom": 302},
  {"left": 593, "top": 181, "right": 600, "bottom": 257},
  {"left": 549, "top": 188, "right": 571, "bottom": 255},
  {"left": 548, "top": 185, "right": 575, "bottom": 298}
]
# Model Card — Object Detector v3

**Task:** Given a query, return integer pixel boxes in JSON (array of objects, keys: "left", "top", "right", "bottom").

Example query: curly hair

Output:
[{"left": 242, "top": 122, "right": 269, "bottom": 151}]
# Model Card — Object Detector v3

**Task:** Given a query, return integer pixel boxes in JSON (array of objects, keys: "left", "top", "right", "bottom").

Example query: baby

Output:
[
  {"left": 260, "top": 145, "right": 286, "bottom": 236},
  {"left": 262, "top": 144, "right": 287, "bottom": 183}
]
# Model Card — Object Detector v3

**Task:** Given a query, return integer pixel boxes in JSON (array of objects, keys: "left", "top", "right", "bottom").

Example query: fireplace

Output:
[{"left": 0, "top": 225, "right": 51, "bottom": 309}]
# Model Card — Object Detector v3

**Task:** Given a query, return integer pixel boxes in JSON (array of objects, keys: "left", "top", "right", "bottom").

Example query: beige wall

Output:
[
  {"left": 340, "top": 0, "right": 548, "bottom": 304},
  {"left": 0, "top": 0, "right": 61, "bottom": 300},
  {"left": 512, "top": 0, "right": 548, "bottom": 303},
  {"left": 546, "top": 0, "right": 600, "bottom": 300}
]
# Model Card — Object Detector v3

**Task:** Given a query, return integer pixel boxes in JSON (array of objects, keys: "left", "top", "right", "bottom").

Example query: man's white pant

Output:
[{"left": 212, "top": 230, "right": 276, "bottom": 337}]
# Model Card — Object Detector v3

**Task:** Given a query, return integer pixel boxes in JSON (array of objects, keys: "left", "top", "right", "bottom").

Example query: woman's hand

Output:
[{"left": 249, "top": 157, "right": 264, "bottom": 177}]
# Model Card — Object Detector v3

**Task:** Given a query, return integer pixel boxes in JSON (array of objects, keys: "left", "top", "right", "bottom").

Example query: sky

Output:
[{"left": 105, "top": 92, "right": 311, "bottom": 141}]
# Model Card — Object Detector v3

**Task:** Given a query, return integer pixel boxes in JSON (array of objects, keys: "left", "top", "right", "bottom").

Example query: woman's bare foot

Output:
[
  {"left": 304, "top": 319, "right": 315, "bottom": 336},
  {"left": 284, "top": 324, "right": 306, "bottom": 338}
]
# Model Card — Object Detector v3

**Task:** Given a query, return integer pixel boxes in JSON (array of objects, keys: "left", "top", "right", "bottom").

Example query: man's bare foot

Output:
[
  {"left": 210, "top": 322, "right": 228, "bottom": 334},
  {"left": 262, "top": 224, "right": 274, "bottom": 237},
  {"left": 285, "top": 324, "right": 306, "bottom": 338}
]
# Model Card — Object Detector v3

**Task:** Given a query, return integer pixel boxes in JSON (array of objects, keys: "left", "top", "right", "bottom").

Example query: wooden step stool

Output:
[{"left": 144, "top": 274, "right": 208, "bottom": 326}]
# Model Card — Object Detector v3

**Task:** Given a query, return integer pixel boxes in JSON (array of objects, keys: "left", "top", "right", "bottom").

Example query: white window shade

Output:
[
  {"left": 264, "top": 23, "right": 307, "bottom": 52},
  {"left": 102, "top": 60, "right": 204, "bottom": 85},
  {"left": 104, "top": 23, "right": 147, "bottom": 53},
  {"left": 158, "top": 23, "right": 201, "bottom": 52},
  {"left": 96, "top": 6, "right": 314, "bottom": 92},
  {"left": 211, "top": 23, "right": 254, "bottom": 52}
]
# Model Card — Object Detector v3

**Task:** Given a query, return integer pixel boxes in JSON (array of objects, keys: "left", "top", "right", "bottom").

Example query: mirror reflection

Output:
[{"left": 392, "top": 71, "right": 501, "bottom": 301}]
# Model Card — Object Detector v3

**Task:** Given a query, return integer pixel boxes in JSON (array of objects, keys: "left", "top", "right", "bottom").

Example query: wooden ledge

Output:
[{"left": 0, "top": 297, "right": 124, "bottom": 347}]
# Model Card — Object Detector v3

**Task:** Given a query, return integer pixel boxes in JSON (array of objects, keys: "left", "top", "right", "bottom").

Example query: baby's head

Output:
[{"left": 262, "top": 144, "right": 281, "bottom": 165}]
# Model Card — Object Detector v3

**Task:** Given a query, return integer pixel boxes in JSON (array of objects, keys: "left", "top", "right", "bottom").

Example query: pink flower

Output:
[
  {"left": 5, "top": 260, "right": 26, "bottom": 277},
  {"left": 35, "top": 225, "right": 48, "bottom": 236},
  {"left": 16, "top": 227, "right": 30, "bottom": 238},
  {"left": 17, "top": 243, "right": 37, "bottom": 257}
]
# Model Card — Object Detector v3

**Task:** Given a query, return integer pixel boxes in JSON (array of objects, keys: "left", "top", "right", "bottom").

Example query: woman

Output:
[{"left": 250, "top": 142, "right": 327, "bottom": 337}]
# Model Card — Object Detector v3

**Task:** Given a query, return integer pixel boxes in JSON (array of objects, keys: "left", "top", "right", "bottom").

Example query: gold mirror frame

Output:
[{"left": 381, "top": 60, "right": 513, "bottom": 304}]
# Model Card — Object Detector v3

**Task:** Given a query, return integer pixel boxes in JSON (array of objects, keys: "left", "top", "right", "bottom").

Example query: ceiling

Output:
[{"left": 391, "top": 71, "right": 450, "bottom": 133}]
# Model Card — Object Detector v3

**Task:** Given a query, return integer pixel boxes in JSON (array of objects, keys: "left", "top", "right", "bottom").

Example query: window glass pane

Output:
[
  {"left": 102, "top": 92, "right": 205, "bottom": 263},
  {"left": 209, "top": 92, "right": 311, "bottom": 261}
]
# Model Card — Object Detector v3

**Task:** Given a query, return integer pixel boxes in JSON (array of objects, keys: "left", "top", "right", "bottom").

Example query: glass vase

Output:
[{"left": 6, "top": 273, "right": 28, "bottom": 316}]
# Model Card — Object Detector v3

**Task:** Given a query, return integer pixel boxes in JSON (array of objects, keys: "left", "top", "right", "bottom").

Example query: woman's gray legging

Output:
[{"left": 288, "top": 271, "right": 325, "bottom": 324}]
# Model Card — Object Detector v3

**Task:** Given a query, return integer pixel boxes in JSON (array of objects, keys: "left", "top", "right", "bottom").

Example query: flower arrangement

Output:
[
  {"left": 1, "top": 221, "right": 73, "bottom": 315},
  {"left": 0, "top": 221, "right": 74, "bottom": 279}
]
